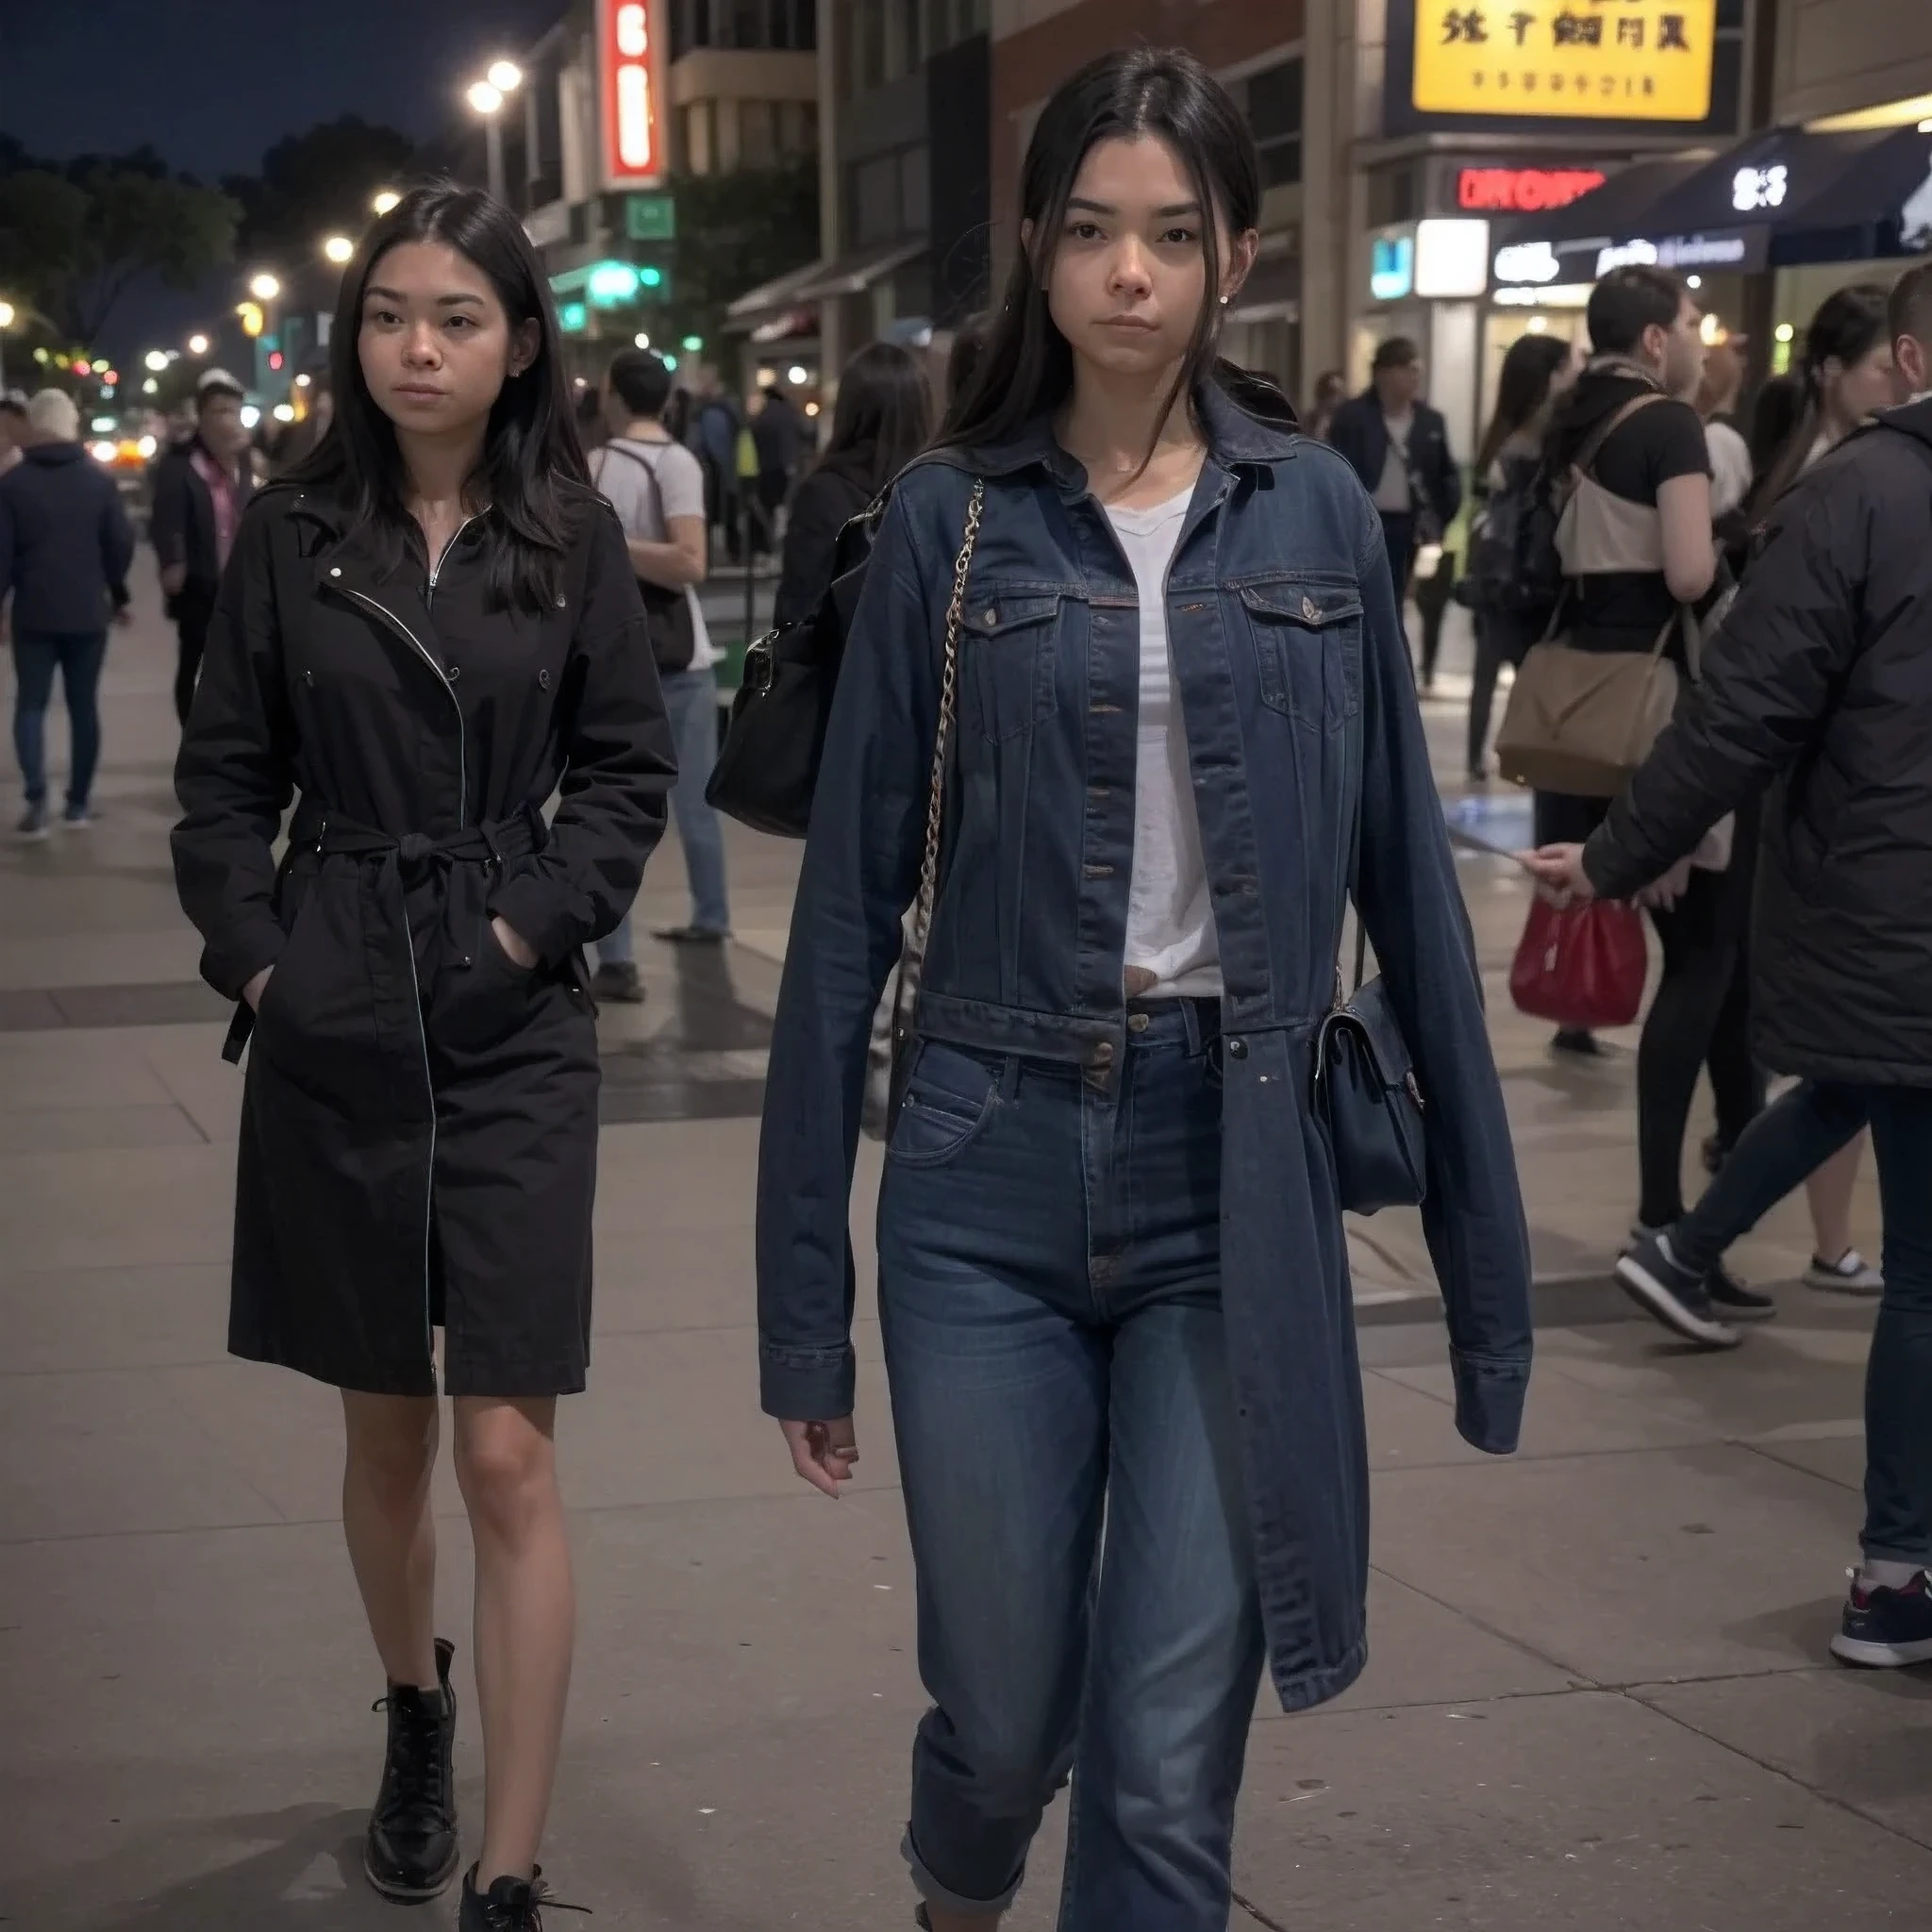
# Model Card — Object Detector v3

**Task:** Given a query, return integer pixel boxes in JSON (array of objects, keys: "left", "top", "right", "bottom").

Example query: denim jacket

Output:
[{"left": 757, "top": 382, "right": 1533, "bottom": 1711}]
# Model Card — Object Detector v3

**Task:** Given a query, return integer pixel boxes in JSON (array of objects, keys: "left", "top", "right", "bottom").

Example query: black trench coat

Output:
[{"left": 173, "top": 485, "right": 675, "bottom": 1396}]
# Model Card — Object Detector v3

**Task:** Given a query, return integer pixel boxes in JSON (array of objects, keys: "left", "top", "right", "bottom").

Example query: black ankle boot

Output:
[
  {"left": 459, "top": 1864, "right": 586, "bottom": 1928},
  {"left": 363, "top": 1636, "right": 459, "bottom": 1900}
]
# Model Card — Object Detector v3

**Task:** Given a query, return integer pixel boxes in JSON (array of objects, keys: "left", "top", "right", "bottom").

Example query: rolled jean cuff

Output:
[{"left": 902, "top": 1827, "right": 1024, "bottom": 1918}]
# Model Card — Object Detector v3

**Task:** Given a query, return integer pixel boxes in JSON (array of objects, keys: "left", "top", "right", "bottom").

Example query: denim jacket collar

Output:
[{"left": 922, "top": 379, "right": 1300, "bottom": 499}]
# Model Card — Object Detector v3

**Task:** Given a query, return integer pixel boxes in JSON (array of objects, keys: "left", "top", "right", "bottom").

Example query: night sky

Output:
[
  {"left": 1, "top": 0, "right": 568, "bottom": 180},
  {"left": 1, "top": 0, "right": 570, "bottom": 365}
]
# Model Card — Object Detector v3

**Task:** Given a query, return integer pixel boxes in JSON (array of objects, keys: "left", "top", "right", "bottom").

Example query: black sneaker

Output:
[
  {"left": 1830, "top": 1569, "right": 1932, "bottom": 1668},
  {"left": 459, "top": 1865, "right": 588, "bottom": 1928},
  {"left": 1707, "top": 1259, "right": 1776, "bottom": 1321},
  {"left": 364, "top": 1637, "right": 459, "bottom": 1901},
  {"left": 651, "top": 924, "right": 730, "bottom": 944},
  {"left": 1614, "top": 1230, "right": 1742, "bottom": 1349},
  {"left": 590, "top": 961, "right": 644, "bottom": 1005},
  {"left": 1550, "top": 1028, "right": 1604, "bottom": 1058}
]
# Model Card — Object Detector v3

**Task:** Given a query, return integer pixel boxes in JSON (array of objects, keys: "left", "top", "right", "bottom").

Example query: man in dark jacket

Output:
[
  {"left": 149, "top": 368, "right": 254, "bottom": 726},
  {"left": 1325, "top": 337, "right": 1463, "bottom": 634},
  {"left": 0, "top": 387, "right": 135, "bottom": 837},
  {"left": 1524, "top": 261, "right": 1932, "bottom": 1673}
]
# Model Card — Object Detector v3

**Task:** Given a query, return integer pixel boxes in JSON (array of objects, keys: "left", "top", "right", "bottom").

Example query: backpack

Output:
[
  {"left": 592, "top": 440, "right": 698, "bottom": 675},
  {"left": 1457, "top": 448, "right": 1557, "bottom": 624}
]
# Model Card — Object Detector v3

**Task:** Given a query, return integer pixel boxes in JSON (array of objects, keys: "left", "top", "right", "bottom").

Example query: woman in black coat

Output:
[
  {"left": 172, "top": 187, "right": 675, "bottom": 1932},
  {"left": 770, "top": 339, "right": 932, "bottom": 626}
]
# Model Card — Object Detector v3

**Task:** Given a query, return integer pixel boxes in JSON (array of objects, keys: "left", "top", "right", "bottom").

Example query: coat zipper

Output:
[{"left": 331, "top": 536, "right": 473, "bottom": 1370}]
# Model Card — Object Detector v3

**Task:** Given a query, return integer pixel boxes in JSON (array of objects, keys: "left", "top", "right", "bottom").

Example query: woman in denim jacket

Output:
[{"left": 757, "top": 49, "right": 1533, "bottom": 1932}]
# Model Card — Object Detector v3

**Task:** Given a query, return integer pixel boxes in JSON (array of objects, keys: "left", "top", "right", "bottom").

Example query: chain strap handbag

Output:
[
  {"left": 875, "top": 480, "right": 985, "bottom": 1134},
  {"left": 1312, "top": 707, "right": 1427, "bottom": 1216}
]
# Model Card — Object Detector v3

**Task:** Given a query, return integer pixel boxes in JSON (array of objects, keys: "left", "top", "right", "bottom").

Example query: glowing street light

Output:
[
  {"left": 373, "top": 190, "right": 401, "bottom": 216},
  {"left": 187, "top": 332, "right": 210, "bottom": 356},
  {"left": 144, "top": 348, "right": 171, "bottom": 373},
  {"left": 323, "top": 235, "right": 356, "bottom": 265},
  {"left": 467, "top": 59, "right": 525, "bottom": 201},
  {"left": 0, "top": 301, "right": 14, "bottom": 328},
  {"left": 249, "top": 272, "right": 281, "bottom": 302}
]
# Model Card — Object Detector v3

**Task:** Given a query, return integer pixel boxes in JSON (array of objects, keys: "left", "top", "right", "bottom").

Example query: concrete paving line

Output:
[{"left": 1628, "top": 1681, "right": 1932, "bottom": 1857}]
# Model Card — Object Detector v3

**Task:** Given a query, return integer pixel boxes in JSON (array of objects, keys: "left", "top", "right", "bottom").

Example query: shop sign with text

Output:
[
  {"left": 1457, "top": 165, "right": 1606, "bottom": 210},
  {"left": 1415, "top": 0, "right": 1717, "bottom": 121},
  {"left": 599, "top": 0, "right": 666, "bottom": 189}
]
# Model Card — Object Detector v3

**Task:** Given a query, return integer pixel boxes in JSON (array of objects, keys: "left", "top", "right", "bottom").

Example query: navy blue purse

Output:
[{"left": 1311, "top": 768, "right": 1427, "bottom": 1216}]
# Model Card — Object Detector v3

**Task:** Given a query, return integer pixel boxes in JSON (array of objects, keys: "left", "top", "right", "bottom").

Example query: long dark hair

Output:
[
  {"left": 288, "top": 181, "right": 591, "bottom": 611},
  {"left": 1747, "top": 282, "right": 1888, "bottom": 515},
  {"left": 1474, "top": 333, "right": 1572, "bottom": 475},
  {"left": 937, "top": 48, "right": 1292, "bottom": 459},
  {"left": 819, "top": 341, "right": 932, "bottom": 492}
]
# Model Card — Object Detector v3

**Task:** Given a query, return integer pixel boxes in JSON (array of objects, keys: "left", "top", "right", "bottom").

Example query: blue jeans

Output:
[
  {"left": 1669, "top": 1080, "right": 1869, "bottom": 1279},
  {"left": 600, "top": 664, "right": 729, "bottom": 963},
  {"left": 12, "top": 630, "right": 107, "bottom": 809},
  {"left": 1858, "top": 1088, "right": 1932, "bottom": 1566},
  {"left": 876, "top": 1003, "right": 1264, "bottom": 1930}
]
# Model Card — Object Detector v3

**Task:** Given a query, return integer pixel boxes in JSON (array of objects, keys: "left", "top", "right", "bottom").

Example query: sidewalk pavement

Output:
[{"left": 2, "top": 585, "right": 1927, "bottom": 1930}]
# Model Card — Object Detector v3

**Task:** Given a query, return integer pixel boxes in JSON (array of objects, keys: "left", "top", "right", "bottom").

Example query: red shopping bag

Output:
[{"left": 1509, "top": 896, "right": 1648, "bottom": 1030}]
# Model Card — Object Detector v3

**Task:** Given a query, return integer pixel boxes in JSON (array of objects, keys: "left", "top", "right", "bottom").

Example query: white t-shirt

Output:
[
  {"left": 1107, "top": 484, "right": 1221, "bottom": 998},
  {"left": 1705, "top": 418, "right": 1752, "bottom": 519},
  {"left": 590, "top": 432, "right": 715, "bottom": 671},
  {"left": 1374, "top": 412, "right": 1415, "bottom": 513}
]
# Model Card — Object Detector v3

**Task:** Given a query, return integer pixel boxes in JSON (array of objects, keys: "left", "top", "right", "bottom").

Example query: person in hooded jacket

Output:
[
  {"left": 1525, "top": 261, "right": 1932, "bottom": 1673},
  {"left": 171, "top": 185, "right": 675, "bottom": 1932},
  {"left": 770, "top": 340, "right": 933, "bottom": 628}
]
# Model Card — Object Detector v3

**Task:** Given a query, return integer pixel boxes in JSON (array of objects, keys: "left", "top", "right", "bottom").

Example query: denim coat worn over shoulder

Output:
[{"left": 756, "top": 382, "right": 1533, "bottom": 1713}]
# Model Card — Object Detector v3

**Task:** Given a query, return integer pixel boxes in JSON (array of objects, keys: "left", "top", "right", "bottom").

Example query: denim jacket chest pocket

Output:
[
  {"left": 1238, "top": 576, "right": 1363, "bottom": 736},
  {"left": 960, "top": 590, "right": 1063, "bottom": 743}
]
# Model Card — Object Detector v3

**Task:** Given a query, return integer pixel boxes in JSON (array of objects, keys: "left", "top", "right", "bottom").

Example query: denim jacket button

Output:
[
  {"left": 1227, "top": 1037, "right": 1248, "bottom": 1058},
  {"left": 1091, "top": 1041, "right": 1115, "bottom": 1066},
  {"left": 1127, "top": 1012, "right": 1151, "bottom": 1033}
]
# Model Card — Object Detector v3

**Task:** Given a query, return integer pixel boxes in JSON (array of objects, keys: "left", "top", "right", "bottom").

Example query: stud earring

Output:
[{"left": 1218, "top": 294, "right": 1230, "bottom": 306}]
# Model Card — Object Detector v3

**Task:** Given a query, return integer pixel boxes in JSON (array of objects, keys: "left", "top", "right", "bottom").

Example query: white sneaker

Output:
[{"left": 1806, "top": 1249, "right": 1883, "bottom": 1296}]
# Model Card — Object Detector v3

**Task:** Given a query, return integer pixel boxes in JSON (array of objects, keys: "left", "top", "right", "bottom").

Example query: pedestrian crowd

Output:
[{"left": 3, "top": 39, "right": 1928, "bottom": 1932}]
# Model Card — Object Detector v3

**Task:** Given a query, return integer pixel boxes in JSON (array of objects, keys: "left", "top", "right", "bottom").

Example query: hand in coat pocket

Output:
[{"left": 490, "top": 915, "right": 539, "bottom": 970}]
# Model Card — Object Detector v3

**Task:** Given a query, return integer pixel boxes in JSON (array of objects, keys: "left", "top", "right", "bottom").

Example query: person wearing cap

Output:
[
  {"left": 149, "top": 369, "right": 255, "bottom": 724},
  {"left": 0, "top": 387, "right": 136, "bottom": 837}
]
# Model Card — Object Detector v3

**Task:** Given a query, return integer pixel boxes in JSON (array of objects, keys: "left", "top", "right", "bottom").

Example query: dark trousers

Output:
[
  {"left": 173, "top": 580, "right": 218, "bottom": 727},
  {"left": 1857, "top": 1088, "right": 1932, "bottom": 1564},
  {"left": 1377, "top": 511, "right": 1415, "bottom": 637},
  {"left": 1637, "top": 825, "right": 1764, "bottom": 1227},
  {"left": 1468, "top": 611, "right": 1531, "bottom": 775},
  {"left": 1671, "top": 1081, "right": 1870, "bottom": 1277},
  {"left": 11, "top": 629, "right": 108, "bottom": 808}
]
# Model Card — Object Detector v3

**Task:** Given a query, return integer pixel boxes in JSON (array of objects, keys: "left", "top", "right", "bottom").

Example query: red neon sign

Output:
[
  {"left": 1457, "top": 166, "right": 1607, "bottom": 213},
  {"left": 600, "top": 0, "right": 662, "bottom": 186}
]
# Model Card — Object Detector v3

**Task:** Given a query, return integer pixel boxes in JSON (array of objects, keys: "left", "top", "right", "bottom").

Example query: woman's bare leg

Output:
[
  {"left": 341, "top": 1391, "right": 441, "bottom": 1689},
  {"left": 453, "top": 1394, "right": 575, "bottom": 1886},
  {"left": 1807, "top": 1134, "right": 1866, "bottom": 1263}
]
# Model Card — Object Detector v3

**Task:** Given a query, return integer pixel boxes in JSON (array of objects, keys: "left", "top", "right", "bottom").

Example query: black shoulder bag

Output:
[
  {"left": 705, "top": 486, "right": 889, "bottom": 837},
  {"left": 1311, "top": 707, "right": 1427, "bottom": 1215},
  {"left": 596, "top": 440, "right": 697, "bottom": 675}
]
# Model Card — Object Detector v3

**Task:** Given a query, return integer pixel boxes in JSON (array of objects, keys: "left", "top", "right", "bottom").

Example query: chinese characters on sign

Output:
[{"left": 1415, "top": 0, "right": 1717, "bottom": 121}]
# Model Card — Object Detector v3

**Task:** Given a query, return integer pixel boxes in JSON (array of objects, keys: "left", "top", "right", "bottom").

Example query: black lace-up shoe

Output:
[
  {"left": 459, "top": 1865, "right": 589, "bottom": 1928},
  {"left": 364, "top": 1637, "right": 459, "bottom": 1900}
]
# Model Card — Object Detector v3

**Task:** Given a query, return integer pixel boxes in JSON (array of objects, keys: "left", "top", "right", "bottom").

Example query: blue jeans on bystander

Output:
[{"left": 12, "top": 630, "right": 108, "bottom": 810}]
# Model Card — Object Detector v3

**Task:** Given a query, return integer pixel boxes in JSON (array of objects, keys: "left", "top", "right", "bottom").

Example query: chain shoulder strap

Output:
[{"left": 909, "top": 477, "right": 985, "bottom": 951}]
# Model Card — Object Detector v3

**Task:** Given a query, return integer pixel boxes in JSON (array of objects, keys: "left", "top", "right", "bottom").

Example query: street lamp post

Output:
[{"left": 466, "top": 61, "right": 524, "bottom": 203}]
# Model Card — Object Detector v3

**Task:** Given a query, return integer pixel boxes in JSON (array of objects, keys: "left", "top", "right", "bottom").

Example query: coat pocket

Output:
[
  {"left": 960, "top": 591, "right": 1062, "bottom": 743},
  {"left": 1239, "top": 578, "right": 1363, "bottom": 735}
]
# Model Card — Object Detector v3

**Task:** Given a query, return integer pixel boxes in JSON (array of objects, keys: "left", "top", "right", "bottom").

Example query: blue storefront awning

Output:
[{"left": 1496, "top": 123, "right": 1932, "bottom": 288}]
